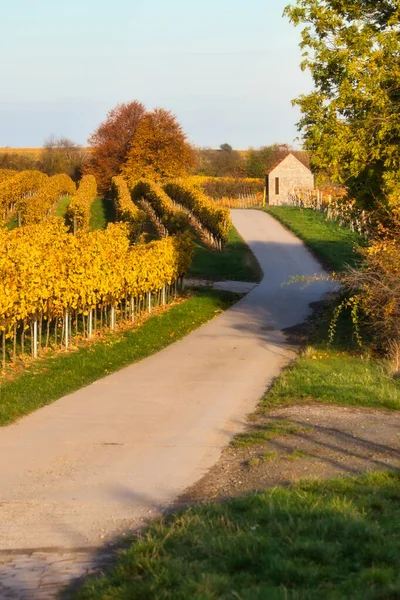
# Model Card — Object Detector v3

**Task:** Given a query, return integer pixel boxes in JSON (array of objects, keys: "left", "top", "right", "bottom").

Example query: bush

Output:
[{"left": 341, "top": 214, "right": 400, "bottom": 352}]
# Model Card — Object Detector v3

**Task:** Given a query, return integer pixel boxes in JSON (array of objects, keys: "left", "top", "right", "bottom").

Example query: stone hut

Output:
[{"left": 266, "top": 153, "right": 314, "bottom": 205}]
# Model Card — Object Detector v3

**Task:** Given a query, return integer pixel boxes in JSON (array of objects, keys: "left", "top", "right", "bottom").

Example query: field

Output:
[{"left": 0, "top": 147, "right": 42, "bottom": 156}]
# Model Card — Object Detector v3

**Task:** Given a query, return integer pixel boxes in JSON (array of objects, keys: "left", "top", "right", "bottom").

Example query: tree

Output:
[
  {"left": 192, "top": 145, "right": 244, "bottom": 177},
  {"left": 122, "top": 108, "right": 194, "bottom": 183},
  {"left": 244, "top": 144, "right": 306, "bottom": 178},
  {"left": 85, "top": 101, "right": 146, "bottom": 193},
  {"left": 285, "top": 0, "right": 400, "bottom": 208},
  {"left": 219, "top": 143, "right": 233, "bottom": 153},
  {"left": 41, "top": 136, "right": 86, "bottom": 181},
  {"left": 245, "top": 148, "right": 267, "bottom": 178},
  {"left": 212, "top": 144, "right": 244, "bottom": 176}
]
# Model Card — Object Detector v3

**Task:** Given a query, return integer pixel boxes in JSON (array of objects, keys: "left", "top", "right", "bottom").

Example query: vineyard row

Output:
[{"left": 0, "top": 220, "right": 193, "bottom": 367}]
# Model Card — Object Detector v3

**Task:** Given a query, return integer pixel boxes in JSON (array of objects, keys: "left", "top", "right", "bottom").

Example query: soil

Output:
[{"left": 180, "top": 404, "right": 400, "bottom": 504}]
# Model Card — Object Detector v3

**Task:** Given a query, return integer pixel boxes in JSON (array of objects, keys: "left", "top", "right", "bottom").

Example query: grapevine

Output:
[
  {"left": 0, "top": 170, "right": 48, "bottom": 222},
  {"left": 110, "top": 176, "right": 146, "bottom": 240},
  {"left": 0, "top": 220, "right": 193, "bottom": 366},
  {"left": 65, "top": 174, "right": 97, "bottom": 233},
  {"left": 164, "top": 181, "right": 231, "bottom": 249},
  {"left": 131, "top": 179, "right": 189, "bottom": 235},
  {"left": 0, "top": 169, "right": 18, "bottom": 184},
  {"left": 18, "top": 174, "right": 76, "bottom": 225}
]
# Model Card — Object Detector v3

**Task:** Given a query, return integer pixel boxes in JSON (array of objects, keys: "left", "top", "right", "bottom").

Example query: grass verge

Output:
[
  {"left": 90, "top": 197, "right": 116, "bottom": 230},
  {"left": 73, "top": 471, "right": 400, "bottom": 600},
  {"left": 258, "top": 206, "right": 400, "bottom": 412},
  {"left": 0, "top": 289, "right": 239, "bottom": 426},
  {"left": 263, "top": 346, "right": 400, "bottom": 412},
  {"left": 188, "top": 225, "right": 262, "bottom": 282},
  {"left": 263, "top": 206, "right": 363, "bottom": 271}
]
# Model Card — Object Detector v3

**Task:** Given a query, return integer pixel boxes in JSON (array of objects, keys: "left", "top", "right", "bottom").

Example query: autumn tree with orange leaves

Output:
[
  {"left": 122, "top": 108, "right": 194, "bottom": 184},
  {"left": 85, "top": 101, "right": 145, "bottom": 193}
]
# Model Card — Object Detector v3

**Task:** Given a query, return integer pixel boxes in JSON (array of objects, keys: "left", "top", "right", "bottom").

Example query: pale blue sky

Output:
[{"left": 0, "top": 0, "right": 311, "bottom": 148}]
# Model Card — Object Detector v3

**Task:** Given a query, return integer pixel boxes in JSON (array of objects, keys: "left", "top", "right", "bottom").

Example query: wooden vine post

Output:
[
  {"left": 162, "top": 285, "right": 166, "bottom": 306},
  {"left": 130, "top": 297, "right": 135, "bottom": 322},
  {"left": 65, "top": 310, "right": 69, "bottom": 349},
  {"left": 88, "top": 310, "right": 93, "bottom": 339},
  {"left": 32, "top": 319, "right": 38, "bottom": 359},
  {"left": 2, "top": 331, "right": 5, "bottom": 370}
]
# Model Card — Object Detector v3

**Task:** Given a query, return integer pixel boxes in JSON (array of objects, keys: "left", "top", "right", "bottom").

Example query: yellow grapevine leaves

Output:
[
  {"left": 0, "top": 169, "right": 18, "bottom": 185},
  {"left": 0, "top": 220, "right": 193, "bottom": 338},
  {"left": 0, "top": 170, "right": 48, "bottom": 222},
  {"left": 65, "top": 174, "right": 97, "bottom": 232},
  {"left": 131, "top": 178, "right": 189, "bottom": 236},
  {"left": 18, "top": 174, "right": 76, "bottom": 225},
  {"left": 110, "top": 176, "right": 146, "bottom": 239},
  {"left": 164, "top": 181, "right": 231, "bottom": 245}
]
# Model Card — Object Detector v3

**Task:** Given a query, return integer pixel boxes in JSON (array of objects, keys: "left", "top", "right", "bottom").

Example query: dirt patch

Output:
[{"left": 180, "top": 404, "right": 400, "bottom": 503}]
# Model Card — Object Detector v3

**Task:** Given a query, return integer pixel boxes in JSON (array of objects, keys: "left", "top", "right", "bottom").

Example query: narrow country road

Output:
[{"left": 0, "top": 210, "right": 335, "bottom": 592}]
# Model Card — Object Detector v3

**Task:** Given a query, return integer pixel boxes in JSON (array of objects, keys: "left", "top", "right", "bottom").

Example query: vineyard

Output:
[
  {"left": 0, "top": 167, "right": 240, "bottom": 369},
  {"left": 0, "top": 218, "right": 193, "bottom": 367},
  {"left": 0, "top": 170, "right": 48, "bottom": 222},
  {"left": 186, "top": 176, "right": 265, "bottom": 210}
]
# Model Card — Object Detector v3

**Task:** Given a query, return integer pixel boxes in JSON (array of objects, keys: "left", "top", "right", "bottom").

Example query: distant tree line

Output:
[
  {"left": 1, "top": 101, "right": 310, "bottom": 188},
  {"left": 0, "top": 138, "right": 87, "bottom": 182},
  {"left": 193, "top": 143, "right": 310, "bottom": 179}
]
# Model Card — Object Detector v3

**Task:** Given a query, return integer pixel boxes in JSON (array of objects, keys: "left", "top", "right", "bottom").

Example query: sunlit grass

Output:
[{"left": 73, "top": 471, "right": 400, "bottom": 600}]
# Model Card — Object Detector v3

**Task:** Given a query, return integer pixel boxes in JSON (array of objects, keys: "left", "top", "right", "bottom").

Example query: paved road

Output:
[{"left": 0, "top": 210, "right": 336, "bottom": 597}]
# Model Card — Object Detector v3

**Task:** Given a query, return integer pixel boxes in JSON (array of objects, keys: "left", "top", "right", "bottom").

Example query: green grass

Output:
[
  {"left": 233, "top": 420, "right": 308, "bottom": 448},
  {"left": 246, "top": 452, "right": 278, "bottom": 468},
  {"left": 188, "top": 225, "right": 262, "bottom": 282},
  {"left": 90, "top": 197, "right": 116, "bottom": 230},
  {"left": 262, "top": 348, "right": 400, "bottom": 412},
  {"left": 6, "top": 215, "right": 17, "bottom": 230},
  {"left": 54, "top": 195, "right": 72, "bottom": 218},
  {"left": 263, "top": 206, "right": 364, "bottom": 271},
  {"left": 73, "top": 471, "right": 400, "bottom": 600},
  {"left": 286, "top": 449, "right": 307, "bottom": 461},
  {"left": 0, "top": 289, "right": 239, "bottom": 426}
]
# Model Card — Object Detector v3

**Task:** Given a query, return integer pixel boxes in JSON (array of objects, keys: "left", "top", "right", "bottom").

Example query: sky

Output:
[{"left": 0, "top": 0, "right": 312, "bottom": 149}]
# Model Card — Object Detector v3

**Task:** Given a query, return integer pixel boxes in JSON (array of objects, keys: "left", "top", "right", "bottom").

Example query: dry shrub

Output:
[{"left": 341, "top": 212, "right": 400, "bottom": 354}]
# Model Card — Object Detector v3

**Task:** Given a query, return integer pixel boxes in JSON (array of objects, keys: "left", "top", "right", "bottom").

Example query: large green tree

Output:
[{"left": 285, "top": 0, "right": 400, "bottom": 208}]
